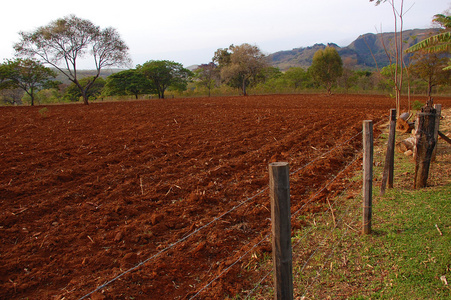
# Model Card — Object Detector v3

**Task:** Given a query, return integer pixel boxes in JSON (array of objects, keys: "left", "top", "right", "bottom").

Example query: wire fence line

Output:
[
  {"left": 243, "top": 155, "right": 362, "bottom": 299},
  {"left": 192, "top": 144, "right": 365, "bottom": 299},
  {"left": 289, "top": 128, "right": 364, "bottom": 177},
  {"left": 78, "top": 124, "right": 373, "bottom": 300},
  {"left": 298, "top": 189, "right": 362, "bottom": 299},
  {"left": 244, "top": 182, "right": 361, "bottom": 299},
  {"left": 299, "top": 222, "right": 353, "bottom": 299},
  {"left": 291, "top": 148, "right": 363, "bottom": 220},
  {"left": 78, "top": 188, "right": 268, "bottom": 300},
  {"left": 295, "top": 182, "right": 361, "bottom": 276},
  {"left": 242, "top": 120, "right": 386, "bottom": 299},
  {"left": 188, "top": 232, "right": 272, "bottom": 300}
]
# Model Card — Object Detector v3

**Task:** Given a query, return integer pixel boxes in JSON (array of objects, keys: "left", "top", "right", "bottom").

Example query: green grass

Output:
[
  {"left": 365, "top": 186, "right": 451, "bottom": 299},
  {"left": 240, "top": 118, "right": 451, "bottom": 299},
  {"left": 242, "top": 184, "right": 450, "bottom": 299}
]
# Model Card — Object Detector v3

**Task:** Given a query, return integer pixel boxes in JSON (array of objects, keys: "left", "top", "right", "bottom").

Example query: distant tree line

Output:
[{"left": 0, "top": 13, "right": 450, "bottom": 106}]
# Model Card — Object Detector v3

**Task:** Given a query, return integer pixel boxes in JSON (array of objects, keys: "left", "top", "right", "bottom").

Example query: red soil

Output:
[{"left": 1, "top": 94, "right": 449, "bottom": 300}]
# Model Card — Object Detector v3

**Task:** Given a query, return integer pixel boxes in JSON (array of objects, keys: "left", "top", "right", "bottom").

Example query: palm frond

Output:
[{"left": 406, "top": 32, "right": 451, "bottom": 53}]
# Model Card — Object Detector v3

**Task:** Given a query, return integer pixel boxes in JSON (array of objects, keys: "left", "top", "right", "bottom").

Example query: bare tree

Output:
[
  {"left": 14, "top": 15, "right": 131, "bottom": 105},
  {"left": 371, "top": 0, "right": 409, "bottom": 116},
  {"left": 193, "top": 63, "right": 219, "bottom": 97}
]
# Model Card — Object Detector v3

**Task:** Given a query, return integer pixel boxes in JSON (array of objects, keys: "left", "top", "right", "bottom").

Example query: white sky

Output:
[{"left": 1, "top": 0, "right": 450, "bottom": 69}]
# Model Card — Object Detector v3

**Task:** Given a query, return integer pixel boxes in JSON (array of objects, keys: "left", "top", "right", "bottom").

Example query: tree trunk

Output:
[{"left": 82, "top": 92, "right": 89, "bottom": 105}]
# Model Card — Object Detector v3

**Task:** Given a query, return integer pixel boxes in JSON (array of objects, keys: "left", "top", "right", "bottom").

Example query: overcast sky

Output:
[{"left": 1, "top": 0, "right": 450, "bottom": 69}]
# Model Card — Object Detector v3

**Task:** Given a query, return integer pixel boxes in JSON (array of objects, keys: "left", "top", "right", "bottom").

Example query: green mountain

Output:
[{"left": 269, "top": 28, "right": 439, "bottom": 71}]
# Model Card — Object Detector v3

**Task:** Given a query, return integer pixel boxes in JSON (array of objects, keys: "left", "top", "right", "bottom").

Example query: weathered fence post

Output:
[
  {"left": 269, "top": 162, "right": 293, "bottom": 300},
  {"left": 380, "top": 109, "right": 396, "bottom": 196},
  {"left": 363, "top": 121, "right": 373, "bottom": 235},
  {"left": 414, "top": 103, "right": 437, "bottom": 189}
]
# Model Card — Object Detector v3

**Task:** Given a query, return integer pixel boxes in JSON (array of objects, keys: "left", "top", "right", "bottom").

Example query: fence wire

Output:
[
  {"left": 243, "top": 119, "right": 386, "bottom": 299},
  {"left": 78, "top": 188, "right": 268, "bottom": 300},
  {"left": 78, "top": 120, "right": 381, "bottom": 300},
  {"left": 189, "top": 233, "right": 271, "bottom": 300},
  {"left": 188, "top": 132, "right": 365, "bottom": 298},
  {"left": 244, "top": 153, "right": 362, "bottom": 299}
]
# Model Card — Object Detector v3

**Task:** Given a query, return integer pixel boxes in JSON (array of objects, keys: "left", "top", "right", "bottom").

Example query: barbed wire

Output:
[
  {"left": 245, "top": 118, "right": 385, "bottom": 299},
  {"left": 289, "top": 129, "right": 363, "bottom": 177},
  {"left": 291, "top": 148, "right": 362, "bottom": 220},
  {"left": 299, "top": 203, "right": 359, "bottom": 298},
  {"left": 294, "top": 187, "right": 360, "bottom": 276},
  {"left": 244, "top": 269, "right": 273, "bottom": 300},
  {"left": 197, "top": 132, "right": 367, "bottom": 298},
  {"left": 78, "top": 119, "right": 382, "bottom": 299},
  {"left": 244, "top": 173, "right": 360, "bottom": 299},
  {"left": 78, "top": 188, "right": 267, "bottom": 300},
  {"left": 244, "top": 151, "right": 362, "bottom": 299},
  {"left": 189, "top": 232, "right": 271, "bottom": 299}
]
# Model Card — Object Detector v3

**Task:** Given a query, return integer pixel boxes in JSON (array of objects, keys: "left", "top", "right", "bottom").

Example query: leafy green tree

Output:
[
  {"left": 309, "top": 47, "right": 343, "bottom": 95},
  {"left": 409, "top": 50, "right": 450, "bottom": 98},
  {"left": 256, "top": 66, "right": 282, "bottom": 82},
  {"left": 14, "top": 15, "right": 131, "bottom": 105},
  {"left": 0, "top": 58, "right": 57, "bottom": 106},
  {"left": 104, "top": 69, "right": 155, "bottom": 99},
  {"left": 283, "top": 67, "right": 312, "bottom": 90},
  {"left": 380, "top": 64, "right": 401, "bottom": 94},
  {"left": 214, "top": 43, "right": 268, "bottom": 96},
  {"left": 0, "top": 88, "right": 24, "bottom": 106},
  {"left": 64, "top": 76, "right": 105, "bottom": 102},
  {"left": 354, "top": 71, "right": 375, "bottom": 91},
  {"left": 193, "top": 63, "right": 219, "bottom": 97},
  {"left": 0, "top": 64, "right": 8, "bottom": 88},
  {"left": 137, "top": 60, "right": 192, "bottom": 99}
]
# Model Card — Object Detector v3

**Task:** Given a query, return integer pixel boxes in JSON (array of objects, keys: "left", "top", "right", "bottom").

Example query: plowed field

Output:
[{"left": 1, "top": 94, "right": 449, "bottom": 299}]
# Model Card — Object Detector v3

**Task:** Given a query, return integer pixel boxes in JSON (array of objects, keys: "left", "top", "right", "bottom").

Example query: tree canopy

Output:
[
  {"left": 309, "top": 46, "right": 343, "bottom": 95},
  {"left": 409, "top": 51, "right": 450, "bottom": 98},
  {"left": 104, "top": 69, "right": 155, "bottom": 99},
  {"left": 214, "top": 44, "right": 268, "bottom": 96},
  {"left": 137, "top": 60, "right": 192, "bottom": 99},
  {"left": 14, "top": 15, "right": 131, "bottom": 105},
  {"left": 284, "top": 67, "right": 312, "bottom": 90},
  {"left": 0, "top": 58, "right": 57, "bottom": 106}
]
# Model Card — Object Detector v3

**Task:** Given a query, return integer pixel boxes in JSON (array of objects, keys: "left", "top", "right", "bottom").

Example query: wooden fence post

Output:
[
  {"left": 363, "top": 121, "right": 373, "bottom": 235},
  {"left": 380, "top": 109, "right": 396, "bottom": 196},
  {"left": 414, "top": 104, "right": 437, "bottom": 189},
  {"left": 269, "top": 162, "right": 293, "bottom": 300},
  {"left": 432, "top": 104, "right": 442, "bottom": 162}
]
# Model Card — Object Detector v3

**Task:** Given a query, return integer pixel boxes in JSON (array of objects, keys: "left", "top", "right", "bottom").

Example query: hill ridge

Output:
[{"left": 269, "top": 28, "right": 439, "bottom": 71}]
